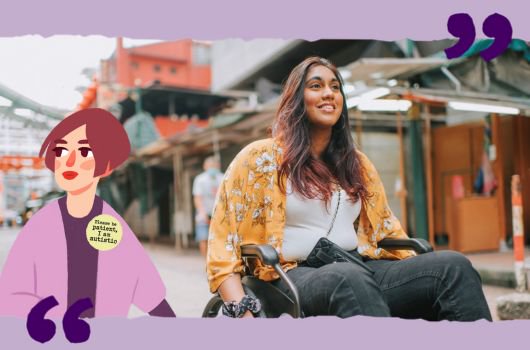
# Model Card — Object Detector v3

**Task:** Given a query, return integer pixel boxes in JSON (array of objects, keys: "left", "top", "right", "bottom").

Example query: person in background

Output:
[{"left": 193, "top": 156, "right": 224, "bottom": 256}]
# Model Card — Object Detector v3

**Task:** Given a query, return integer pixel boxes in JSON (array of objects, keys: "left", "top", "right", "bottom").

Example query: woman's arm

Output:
[
  {"left": 207, "top": 140, "right": 277, "bottom": 317},
  {"left": 217, "top": 274, "right": 253, "bottom": 318},
  {"left": 148, "top": 299, "right": 176, "bottom": 317},
  {"left": 0, "top": 221, "right": 42, "bottom": 317},
  {"left": 206, "top": 147, "right": 252, "bottom": 293},
  {"left": 193, "top": 195, "right": 208, "bottom": 223}
]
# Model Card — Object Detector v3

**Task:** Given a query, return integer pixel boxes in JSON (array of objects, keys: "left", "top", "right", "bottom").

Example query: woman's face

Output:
[
  {"left": 303, "top": 65, "right": 344, "bottom": 129},
  {"left": 53, "top": 125, "right": 98, "bottom": 193}
]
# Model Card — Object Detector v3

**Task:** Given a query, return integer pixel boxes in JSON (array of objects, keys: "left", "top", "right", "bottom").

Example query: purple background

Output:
[
  {"left": 1, "top": 0, "right": 528, "bottom": 348},
  {"left": 0, "top": 0, "right": 526, "bottom": 40},
  {"left": 1, "top": 316, "right": 529, "bottom": 349}
]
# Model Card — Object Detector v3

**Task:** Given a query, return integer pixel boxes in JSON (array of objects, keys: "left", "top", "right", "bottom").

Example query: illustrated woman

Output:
[{"left": 0, "top": 108, "right": 175, "bottom": 318}]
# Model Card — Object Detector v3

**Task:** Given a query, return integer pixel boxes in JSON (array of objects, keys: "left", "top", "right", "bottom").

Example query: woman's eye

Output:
[
  {"left": 332, "top": 85, "right": 340, "bottom": 90},
  {"left": 79, "top": 147, "right": 93, "bottom": 158},
  {"left": 52, "top": 147, "right": 69, "bottom": 158},
  {"left": 309, "top": 83, "right": 321, "bottom": 89}
]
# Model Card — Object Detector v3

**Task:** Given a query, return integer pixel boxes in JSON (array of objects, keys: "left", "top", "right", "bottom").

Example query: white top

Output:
[
  {"left": 192, "top": 171, "right": 224, "bottom": 215},
  {"left": 281, "top": 182, "right": 361, "bottom": 262}
]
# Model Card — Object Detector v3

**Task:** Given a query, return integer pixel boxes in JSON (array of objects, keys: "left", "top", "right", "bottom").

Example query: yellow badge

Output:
[{"left": 86, "top": 214, "right": 123, "bottom": 251}]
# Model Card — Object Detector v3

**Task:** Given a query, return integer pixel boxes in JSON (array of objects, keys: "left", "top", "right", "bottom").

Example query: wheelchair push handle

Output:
[
  {"left": 378, "top": 238, "right": 433, "bottom": 254},
  {"left": 241, "top": 244, "right": 280, "bottom": 266}
]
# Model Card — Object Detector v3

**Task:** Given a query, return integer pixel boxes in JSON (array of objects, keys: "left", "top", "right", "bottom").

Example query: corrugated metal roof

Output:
[
  {"left": 343, "top": 57, "right": 457, "bottom": 82},
  {"left": 0, "top": 82, "right": 67, "bottom": 120}
]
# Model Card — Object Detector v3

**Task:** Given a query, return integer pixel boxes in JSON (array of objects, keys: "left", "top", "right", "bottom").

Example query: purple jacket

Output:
[{"left": 0, "top": 199, "right": 166, "bottom": 318}]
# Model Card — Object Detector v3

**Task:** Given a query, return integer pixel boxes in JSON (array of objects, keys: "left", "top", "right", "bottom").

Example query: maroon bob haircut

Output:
[{"left": 39, "top": 108, "right": 131, "bottom": 177}]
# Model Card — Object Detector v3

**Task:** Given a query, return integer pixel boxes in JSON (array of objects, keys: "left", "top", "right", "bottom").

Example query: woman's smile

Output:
[{"left": 317, "top": 102, "right": 336, "bottom": 112}]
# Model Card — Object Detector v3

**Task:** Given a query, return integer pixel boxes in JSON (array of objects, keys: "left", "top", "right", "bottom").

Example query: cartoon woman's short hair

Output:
[{"left": 39, "top": 108, "right": 131, "bottom": 176}]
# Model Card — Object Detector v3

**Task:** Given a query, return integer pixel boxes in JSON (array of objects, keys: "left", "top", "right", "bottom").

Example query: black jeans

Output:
[{"left": 272, "top": 250, "right": 492, "bottom": 321}]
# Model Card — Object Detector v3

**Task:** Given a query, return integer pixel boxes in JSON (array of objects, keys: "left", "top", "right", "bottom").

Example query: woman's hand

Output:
[
  {"left": 241, "top": 310, "right": 254, "bottom": 318},
  {"left": 218, "top": 274, "right": 255, "bottom": 318}
]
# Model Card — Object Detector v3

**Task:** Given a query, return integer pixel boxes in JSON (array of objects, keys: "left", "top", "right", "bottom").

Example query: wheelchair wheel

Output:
[{"left": 202, "top": 295, "right": 224, "bottom": 317}]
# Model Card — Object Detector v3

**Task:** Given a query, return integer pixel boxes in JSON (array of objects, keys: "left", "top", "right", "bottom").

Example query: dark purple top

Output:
[{"left": 58, "top": 195, "right": 102, "bottom": 318}]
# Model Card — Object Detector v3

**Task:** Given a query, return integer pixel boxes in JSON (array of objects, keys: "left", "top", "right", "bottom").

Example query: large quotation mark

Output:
[
  {"left": 26, "top": 296, "right": 59, "bottom": 343},
  {"left": 62, "top": 298, "right": 93, "bottom": 343},
  {"left": 481, "top": 14, "right": 513, "bottom": 61},
  {"left": 445, "top": 13, "right": 476, "bottom": 59},
  {"left": 445, "top": 13, "right": 512, "bottom": 61},
  {"left": 26, "top": 296, "right": 94, "bottom": 344}
]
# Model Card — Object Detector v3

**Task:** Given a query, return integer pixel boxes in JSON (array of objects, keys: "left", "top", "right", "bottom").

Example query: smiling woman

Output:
[
  {"left": 0, "top": 108, "right": 175, "bottom": 319},
  {"left": 274, "top": 57, "right": 368, "bottom": 206},
  {"left": 206, "top": 57, "right": 492, "bottom": 321}
]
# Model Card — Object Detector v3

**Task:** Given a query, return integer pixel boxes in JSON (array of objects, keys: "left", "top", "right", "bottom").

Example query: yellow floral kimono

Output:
[{"left": 206, "top": 138, "right": 415, "bottom": 293}]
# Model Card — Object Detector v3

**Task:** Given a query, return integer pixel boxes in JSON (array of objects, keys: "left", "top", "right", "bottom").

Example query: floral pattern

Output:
[{"left": 206, "top": 138, "right": 415, "bottom": 293}]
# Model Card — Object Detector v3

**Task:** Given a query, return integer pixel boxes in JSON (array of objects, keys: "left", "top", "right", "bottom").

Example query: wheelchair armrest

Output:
[
  {"left": 378, "top": 238, "right": 433, "bottom": 254},
  {"left": 241, "top": 244, "right": 302, "bottom": 318},
  {"left": 241, "top": 244, "right": 279, "bottom": 266}
]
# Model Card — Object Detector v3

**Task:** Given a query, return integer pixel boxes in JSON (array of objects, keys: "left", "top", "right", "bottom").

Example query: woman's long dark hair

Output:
[{"left": 272, "top": 56, "right": 369, "bottom": 205}]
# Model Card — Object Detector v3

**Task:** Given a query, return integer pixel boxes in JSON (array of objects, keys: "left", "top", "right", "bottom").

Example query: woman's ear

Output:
[{"left": 100, "top": 163, "right": 114, "bottom": 178}]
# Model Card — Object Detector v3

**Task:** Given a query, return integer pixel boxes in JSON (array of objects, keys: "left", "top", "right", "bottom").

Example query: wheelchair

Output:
[{"left": 202, "top": 238, "right": 433, "bottom": 318}]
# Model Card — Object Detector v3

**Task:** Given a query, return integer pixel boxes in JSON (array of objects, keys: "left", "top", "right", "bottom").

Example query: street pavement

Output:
[{"left": 0, "top": 227, "right": 509, "bottom": 320}]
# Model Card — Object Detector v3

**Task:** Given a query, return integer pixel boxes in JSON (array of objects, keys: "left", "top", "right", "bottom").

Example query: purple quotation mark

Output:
[
  {"left": 62, "top": 298, "right": 93, "bottom": 343},
  {"left": 26, "top": 296, "right": 59, "bottom": 343},
  {"left": 26, "top": 296, "right": 93, "bottom": 344},
  {"left": 445, "top": 13, "right": 513, "bottom": 61}
]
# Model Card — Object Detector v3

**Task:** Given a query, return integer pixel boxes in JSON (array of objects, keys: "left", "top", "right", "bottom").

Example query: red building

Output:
[
  {"left": 75, "top": 38, "right": 234, "bottom": 147},
  {"left": 91, "top": 38, "right": 212, "bottom": 111},
  {"left": 101, "top": 38, "right": 211, "bottom": 90}
]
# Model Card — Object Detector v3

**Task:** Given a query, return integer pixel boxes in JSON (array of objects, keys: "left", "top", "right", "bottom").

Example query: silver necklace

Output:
[{"left": 326, "top": 187, "right": 341, "bottom": 237}]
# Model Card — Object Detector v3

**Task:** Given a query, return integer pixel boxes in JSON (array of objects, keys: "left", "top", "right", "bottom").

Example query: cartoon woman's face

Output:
[{"left": 53, "top": 125, "right": 98, "bottom": 193}]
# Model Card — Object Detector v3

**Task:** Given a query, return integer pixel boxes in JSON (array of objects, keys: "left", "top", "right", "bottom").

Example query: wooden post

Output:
[
  {"left": 512, "top": 175, "right": 527, "bottom": 292},
  {"left": 213, "top": 129, "right": 221, "bottom": 163},
  {"left": 173, "top": 149, "right": 183, "bottom": 252},
  {"left": 423, "top": 104, "right": 436, "bottom": 248},
  {"left": 408, "top": 103, "right": 429, "bottom": 240},
  {"left": 396, "top": 111, "right": 408, "bottom": 231},
  {"left": 491, "top": 113, "right": 508, "bottom": 247},
  {"left": 182, "top": 168, "right": 191, "bottom": 249},
  {"left": 169, "top": 182, "right": 174, "bottom": 240}
]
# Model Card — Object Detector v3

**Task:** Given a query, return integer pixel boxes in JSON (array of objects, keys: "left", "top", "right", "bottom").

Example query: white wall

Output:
[
  {"left": 124, "top": 199, "right": 159, "bottom": 239},
  {"left": 357, "top": 132, "right": 403, "bottom": 223},
  {"left": 446, "top": 110, "right": 488, "bottom": 126}
]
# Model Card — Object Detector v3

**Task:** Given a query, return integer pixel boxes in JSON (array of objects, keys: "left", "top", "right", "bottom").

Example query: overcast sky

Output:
[{"left": 0, "top": 36, "right": 161, "bottom": 110}]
